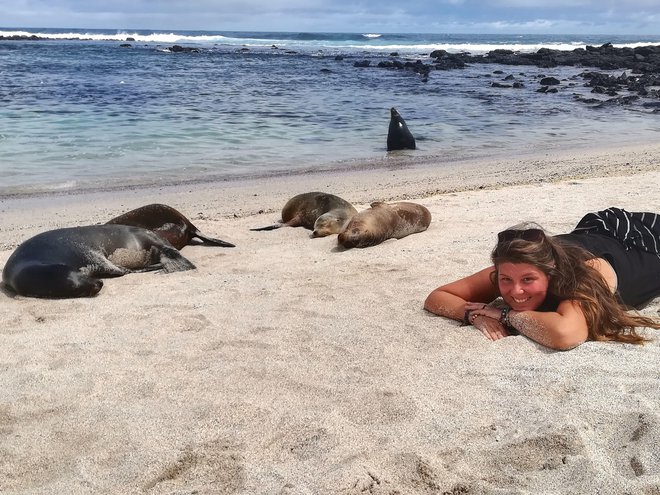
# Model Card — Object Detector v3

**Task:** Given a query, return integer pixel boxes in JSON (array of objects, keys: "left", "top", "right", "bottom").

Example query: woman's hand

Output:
[
  {"left": 464, "top": 301, "right": 503, "bottom": 322},
  {"left": 465, "top": 302, "right": 510, "bottom": 340},
  {"left": 471, "top": 314, "right": 510, "bottom": 341}
]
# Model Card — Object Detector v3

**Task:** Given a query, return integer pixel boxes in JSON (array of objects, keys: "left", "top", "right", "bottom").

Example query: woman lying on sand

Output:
[{"left": 424, "top": 208, "right": 660, "bottom": 350}]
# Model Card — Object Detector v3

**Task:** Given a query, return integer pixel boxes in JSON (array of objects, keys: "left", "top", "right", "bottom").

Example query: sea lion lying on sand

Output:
[
  {"left": 251, "top": 192, "right": 358, "bottom": 237},
  {"left": 2, "top": 225, "right": 195, "bottom": 298},
  {"left": 106, "top": 203, "right": 235, "bottom": 250},
  {"left": 338, "top": 201, "right": 431, "bottom": 249}
]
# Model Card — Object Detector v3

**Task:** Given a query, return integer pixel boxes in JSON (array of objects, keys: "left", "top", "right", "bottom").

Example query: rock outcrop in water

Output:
[
  {"left": 354, "top": 43, "right": 660, "bottom": 110},
  {"left": 427, "top": 43, "right": 660, "bottom": 73}
]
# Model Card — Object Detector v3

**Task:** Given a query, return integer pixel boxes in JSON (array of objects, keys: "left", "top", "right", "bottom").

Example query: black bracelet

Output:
[{"left": 462, "top": 309, "right": 473, "bottom": 326}]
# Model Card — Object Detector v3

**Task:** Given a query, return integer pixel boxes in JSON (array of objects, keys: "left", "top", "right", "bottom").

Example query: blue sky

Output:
[{"left": 2, "top": 0, "right": 660, "bottom": 34}]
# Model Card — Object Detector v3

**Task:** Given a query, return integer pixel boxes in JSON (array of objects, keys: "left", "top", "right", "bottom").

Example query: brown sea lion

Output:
[
  {"left": 2, "top": 225, "right": 195, "bottom": 298},
  {"left": 106, "top": 203, "right": 234, "bottom": 250},
  {"left": 338, "top": 201, "right": 431, "bottom": 249},
  {"left": 251, "top": 192, "right": 357, "bottom": 237}
]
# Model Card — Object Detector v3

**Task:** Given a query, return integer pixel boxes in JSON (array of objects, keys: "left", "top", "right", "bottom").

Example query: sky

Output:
[{"left": 2, "top": 0, "right": 660, "bottom": 35}]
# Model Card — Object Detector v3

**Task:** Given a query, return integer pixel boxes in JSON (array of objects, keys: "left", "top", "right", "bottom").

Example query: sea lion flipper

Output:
[
  {"left": 159, "top": 251, "right": 196, "bottom": 273},
  {"left": 128, "top": 263, "right": 164, "bottom": 273},
  {"left": 250, "top": 223, "right": 283, "bottom": 231},
  {"left": 193, "top": 230, "right": 236, "bottom": 247}
]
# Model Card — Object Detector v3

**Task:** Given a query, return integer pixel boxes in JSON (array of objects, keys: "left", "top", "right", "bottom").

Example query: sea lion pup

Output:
[
  {"left": 2, "top": 225, "right": 196, "bottom": 298},
  {"left": 338, "top": 201, "right": 431, "bottom": 249},
  {"left": 251, "top": 192, "right": 358, "bottom": 238},
  {"left": 106, "top": 203, "right": 235, "bottom": 250},
  {"left": 387, "top": 107, "right": 416, "bottom": 151}
]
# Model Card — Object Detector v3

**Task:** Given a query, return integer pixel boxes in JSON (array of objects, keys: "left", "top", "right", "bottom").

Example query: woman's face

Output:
[{"left": 497, "top": 262, "right": 550, "bottom": 311}]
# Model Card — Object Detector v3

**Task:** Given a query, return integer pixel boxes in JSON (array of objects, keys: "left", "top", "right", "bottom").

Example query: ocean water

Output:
[{"left": 1, "top": 28, "right": 660, "bottom": 196}]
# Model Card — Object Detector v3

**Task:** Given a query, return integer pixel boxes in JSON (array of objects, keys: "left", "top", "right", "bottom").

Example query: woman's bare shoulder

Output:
[{"left": 585, "top": 257, "right": 618, "bottom": 293}]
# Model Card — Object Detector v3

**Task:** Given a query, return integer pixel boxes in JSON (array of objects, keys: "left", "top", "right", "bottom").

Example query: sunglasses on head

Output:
[{"left": 497, "top": 228, "right": 545, "bottom": 243}]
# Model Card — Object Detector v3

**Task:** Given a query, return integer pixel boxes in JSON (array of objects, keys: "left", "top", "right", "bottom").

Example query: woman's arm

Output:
[
  {"left": 469, "top": 299, "right": 589, "bottom": 350},
  {"left": 424, "top": 266, "right": 499, "bottom": 321}
]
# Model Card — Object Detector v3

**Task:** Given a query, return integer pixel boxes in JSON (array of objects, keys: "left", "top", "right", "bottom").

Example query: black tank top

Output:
[{"left": 555, "top": 232, "right": 660, "bottom": 308}]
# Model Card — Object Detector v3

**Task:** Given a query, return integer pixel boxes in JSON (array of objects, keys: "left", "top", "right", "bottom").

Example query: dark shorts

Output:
[{"left": 555, "top": 232, "right": 660, "bottom": 308}]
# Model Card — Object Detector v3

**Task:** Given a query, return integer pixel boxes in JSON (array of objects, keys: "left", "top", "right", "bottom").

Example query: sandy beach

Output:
[{"left": 1, "top": 143, "right": 659, "bottom": 494}]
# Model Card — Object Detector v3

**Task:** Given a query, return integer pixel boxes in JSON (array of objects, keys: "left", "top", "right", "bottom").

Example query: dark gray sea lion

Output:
[
  {"left": 251, "top": 192, "right": 358, "bottom": 238},
  {"left": 387, "top": 107, "right": 416, "bottom": 151},
  {"left": 2, "top": 225, "right": 196, "bottom": 298},
  {"left": 338, "top": 201, "right": 431, "bottom": 249},
  {"left": 106, "top": 203, "right": 234, "bottom": 250}
]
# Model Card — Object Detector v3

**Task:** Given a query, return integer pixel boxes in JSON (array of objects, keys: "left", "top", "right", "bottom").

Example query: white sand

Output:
[{"left": 1, "top": 143, "right": 659, "bottom": 494}]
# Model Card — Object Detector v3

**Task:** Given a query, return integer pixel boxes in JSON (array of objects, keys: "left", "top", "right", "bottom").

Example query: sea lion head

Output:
[
  {"left": 337, "top": 203, "right": 395, "bottom": 248},
  {"left": 312, "top": 208, "right": 356, "bottom": 238}
]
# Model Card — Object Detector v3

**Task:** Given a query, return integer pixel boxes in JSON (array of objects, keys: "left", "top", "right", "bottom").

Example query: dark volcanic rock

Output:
[
  {"left": 540, "top": 76, "right": 561, "bottom": 85},
  {"left": 425, "top": 42, "right": 660, "bottom": 74},
  {"left": 169, "top": 45, "right": 200, "bottom": 53},
  {"left": 354, "top": 42, "right": 660, "bottom": 108}
]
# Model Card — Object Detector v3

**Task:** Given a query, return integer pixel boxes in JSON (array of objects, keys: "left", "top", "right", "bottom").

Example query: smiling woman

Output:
[{"left": 424, "top": 208, "right": 660, "bottom": 350}]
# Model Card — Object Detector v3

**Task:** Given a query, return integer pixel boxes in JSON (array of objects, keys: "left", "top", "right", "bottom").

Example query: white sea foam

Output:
[
  {"left": 2, "top": 29, "right": 658, "bottom": 55},
  {"left": 0, "top": 29, "right": 228, "bottom": 44},
  {"left": 335, "top": 42, "right": 660, "bottom": 55}
]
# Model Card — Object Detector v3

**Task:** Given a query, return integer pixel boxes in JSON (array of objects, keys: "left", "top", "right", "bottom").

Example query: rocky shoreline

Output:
[
  {"left": 362, "top": 43, "right": 660, "bottom": 110},
  {"left": 5, "top": 34, "right": 659, "bottom": 109}
]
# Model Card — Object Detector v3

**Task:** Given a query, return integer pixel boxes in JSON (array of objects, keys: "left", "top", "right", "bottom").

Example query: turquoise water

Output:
[{"left": 1, "top": 29, "right": 659, "bottom": 195}]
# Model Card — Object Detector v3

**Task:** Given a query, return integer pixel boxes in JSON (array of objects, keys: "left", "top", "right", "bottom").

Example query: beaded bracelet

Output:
[{"left": 499, "top": 307, "right": 511, "bottom": 326}]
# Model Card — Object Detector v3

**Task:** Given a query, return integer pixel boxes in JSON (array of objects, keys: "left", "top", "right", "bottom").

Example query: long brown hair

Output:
[{"left": 491, "top": 226, "right": 659, "bottom": 344}]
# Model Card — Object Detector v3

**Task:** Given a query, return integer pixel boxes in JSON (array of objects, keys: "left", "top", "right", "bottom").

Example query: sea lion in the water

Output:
[
  {"left": 106, "top": 203, "right": 234, "bottom": 250},
  {"left": 387, "top": 107, "right": 416, "bottom": 151},
  {"left": 338, "top": 201, "right": 431, "bottom": 249},
  {"left": 251, "top": 192, "right": 358, "bottom": 237},
  {"left": 2, "top": 225, "right": 196, "bottom": 298}
]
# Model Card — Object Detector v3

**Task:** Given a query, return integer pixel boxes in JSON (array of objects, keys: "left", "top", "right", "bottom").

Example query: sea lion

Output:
[
  {"left": 2, "top": 225, "right": 196, "bottom": 298},
  {"left": 106, "top": 203, "right": 234, "bottom": 250},
  {"left": 338, "top": 201, "right": 431, "bottom": 249},
  {"left": 251, "top": 192, "right": 358, "bottom": 237},
  {"left": 387, "top": 107, "right": 416, "bottom": 151}
]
